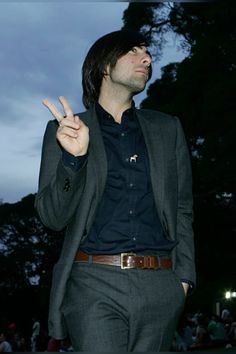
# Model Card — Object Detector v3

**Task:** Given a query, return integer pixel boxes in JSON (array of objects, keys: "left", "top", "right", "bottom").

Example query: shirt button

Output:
[
  {"left": 121, "top": 132, "right": 125, "bottom": 137},
  {"left": 129, "top": 210, "right": 133, "bottom": 215},
  {"left": 125, "top": 157, "right": 129, "bottom": 162},
  {"left": 132, "top": 237, "right": 136, "bottom": 241},
  {"left": 129, "top": 183, "right": 134, "bottom": 188}
]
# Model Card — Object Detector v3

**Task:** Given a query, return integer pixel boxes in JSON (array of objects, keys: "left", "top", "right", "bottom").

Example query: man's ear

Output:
[{"left": 103, "top": 64, "right": 110, "bottom": 76}]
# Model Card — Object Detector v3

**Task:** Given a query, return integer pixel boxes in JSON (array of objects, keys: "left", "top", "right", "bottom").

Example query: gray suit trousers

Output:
[{"left": 61, "top": 261, "right": 185, "bottom": 352}]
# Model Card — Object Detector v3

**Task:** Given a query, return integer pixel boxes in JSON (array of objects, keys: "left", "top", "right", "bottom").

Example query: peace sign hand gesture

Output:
[{"left": 42, "top": 96, "right": 89, "bottom": 157}]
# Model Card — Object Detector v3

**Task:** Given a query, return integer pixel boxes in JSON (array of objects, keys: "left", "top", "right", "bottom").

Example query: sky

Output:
[{"left": 0, "top": 2, "right": 187, "bottom": 204}]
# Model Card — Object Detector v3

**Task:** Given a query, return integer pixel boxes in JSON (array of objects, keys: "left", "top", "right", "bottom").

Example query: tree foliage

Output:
[
  {"left": 0, "top": 195, "right": 64, "bottom": 327},
  {"left": 122, "top": 2, "right": 171, "bottom": 60},
  {"left": 141, "top": 2, "right": 236, "bottom": 196}
]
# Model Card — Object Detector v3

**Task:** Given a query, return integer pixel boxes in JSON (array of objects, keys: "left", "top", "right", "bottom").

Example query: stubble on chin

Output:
[{"left": 128, "top": 77, "right": 147, "bottom": 94}]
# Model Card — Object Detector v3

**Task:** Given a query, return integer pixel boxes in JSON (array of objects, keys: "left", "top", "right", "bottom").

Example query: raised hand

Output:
[{"left": 42, "top": 96, "right": 89, "bottom": 156}]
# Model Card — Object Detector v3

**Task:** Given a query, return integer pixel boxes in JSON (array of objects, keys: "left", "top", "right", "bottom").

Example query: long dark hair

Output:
[{"left": 82, "top": 30, "right": 152, "bottom": 109}]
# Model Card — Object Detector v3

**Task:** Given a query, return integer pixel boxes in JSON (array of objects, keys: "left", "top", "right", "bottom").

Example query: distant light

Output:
[{"left": 225, "top": 291, "right": 236, "bottom": 299}]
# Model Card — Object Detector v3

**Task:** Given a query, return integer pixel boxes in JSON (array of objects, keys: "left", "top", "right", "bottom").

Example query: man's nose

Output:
[{"left": 141, "top": 53, "right": 152, "bottom": 67}]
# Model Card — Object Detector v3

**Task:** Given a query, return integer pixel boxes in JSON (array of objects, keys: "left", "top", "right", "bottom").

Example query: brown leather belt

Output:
[{"left": 74, "top": 250, "right": 172, "bottom": 270}]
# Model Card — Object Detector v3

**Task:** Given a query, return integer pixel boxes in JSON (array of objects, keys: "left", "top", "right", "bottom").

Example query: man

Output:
[{"left": 36, "top": 30, "right": 195, "bottom": 351}]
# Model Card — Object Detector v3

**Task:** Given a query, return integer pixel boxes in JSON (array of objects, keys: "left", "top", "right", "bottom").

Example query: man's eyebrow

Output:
[{"left": 137, "top": 44, "right": 152, "bottom": 58}]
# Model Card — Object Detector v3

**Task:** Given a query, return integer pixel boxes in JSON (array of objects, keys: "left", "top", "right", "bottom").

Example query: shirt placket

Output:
[{"left": 121, "top": 119, "right": 138, "bottom": 246}]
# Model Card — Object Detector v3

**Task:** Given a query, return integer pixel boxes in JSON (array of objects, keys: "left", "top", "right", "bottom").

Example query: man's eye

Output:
[{"left": 130, "top": 47, "right": 137, "bottom": 53}]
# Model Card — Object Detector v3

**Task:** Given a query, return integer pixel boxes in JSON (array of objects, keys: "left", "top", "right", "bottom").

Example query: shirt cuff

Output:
[{"left": 62, "top": 150, "right": 88, "bottom": 171}]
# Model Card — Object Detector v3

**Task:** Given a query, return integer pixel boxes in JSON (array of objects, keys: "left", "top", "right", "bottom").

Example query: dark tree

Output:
[{"left": 0, "top": 195, "right": 64, "bottom": 335}]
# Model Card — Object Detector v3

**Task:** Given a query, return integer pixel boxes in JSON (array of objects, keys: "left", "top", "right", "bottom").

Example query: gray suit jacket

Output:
[{"left": 35, "top": 105, "right": 195, "bottom": 339}]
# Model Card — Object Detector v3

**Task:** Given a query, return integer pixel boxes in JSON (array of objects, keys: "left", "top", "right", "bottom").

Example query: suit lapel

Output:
[
  {"left": 136, "top": 109, "right": 165, "bottom": 217},
  {"left": 79, "top": 106, "right": 107, "bottom": 201}
]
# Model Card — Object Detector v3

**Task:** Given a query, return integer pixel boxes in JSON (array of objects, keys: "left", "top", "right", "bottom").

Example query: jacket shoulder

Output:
[
  {"left": 46, "top": 118, "right": 59, "bottom": 131},
  {"left": 136, "top": 108, "right": 179, "bottom": 125}
]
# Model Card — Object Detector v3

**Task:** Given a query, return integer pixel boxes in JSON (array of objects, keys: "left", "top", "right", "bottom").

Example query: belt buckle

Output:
[{"left": 121, "top": 252, "right": 136, "bottom": 269}]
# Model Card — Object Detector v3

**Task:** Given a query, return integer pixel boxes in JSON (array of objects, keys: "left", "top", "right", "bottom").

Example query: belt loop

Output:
[{"left": 88, "top": 254, "right": 93, "bottom": 264}]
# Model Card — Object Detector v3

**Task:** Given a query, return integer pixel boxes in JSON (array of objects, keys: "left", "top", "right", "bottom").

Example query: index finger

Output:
[{"left": 42, "top": 99, "right": 64, "bottom": 123}]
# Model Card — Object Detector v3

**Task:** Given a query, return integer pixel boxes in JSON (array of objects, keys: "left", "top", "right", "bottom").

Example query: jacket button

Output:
[{"left": 63, "top": 178, "right": 71, "bottom": 191}]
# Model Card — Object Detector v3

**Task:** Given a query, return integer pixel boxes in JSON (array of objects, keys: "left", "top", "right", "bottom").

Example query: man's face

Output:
[{"left": 107, "top": 45, "right": 152, "bottom": 95}]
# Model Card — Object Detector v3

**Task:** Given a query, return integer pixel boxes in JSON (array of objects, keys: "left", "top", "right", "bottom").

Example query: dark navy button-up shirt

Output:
[{"left": 62, "top": 102, "right": 177, "bottom": 255}]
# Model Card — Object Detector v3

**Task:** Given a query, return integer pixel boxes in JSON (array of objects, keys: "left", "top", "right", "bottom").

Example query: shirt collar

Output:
[{"left": 95, "top": 101, "right": 136, "bottom": 125}]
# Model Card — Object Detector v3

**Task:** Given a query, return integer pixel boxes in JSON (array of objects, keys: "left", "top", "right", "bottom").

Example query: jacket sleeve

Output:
[
  {"left": 35, "top": 120, "right": 88, "bottom": 231},
  {"left": 174, "top": 118, "right": 196, "bottom": 288}
]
